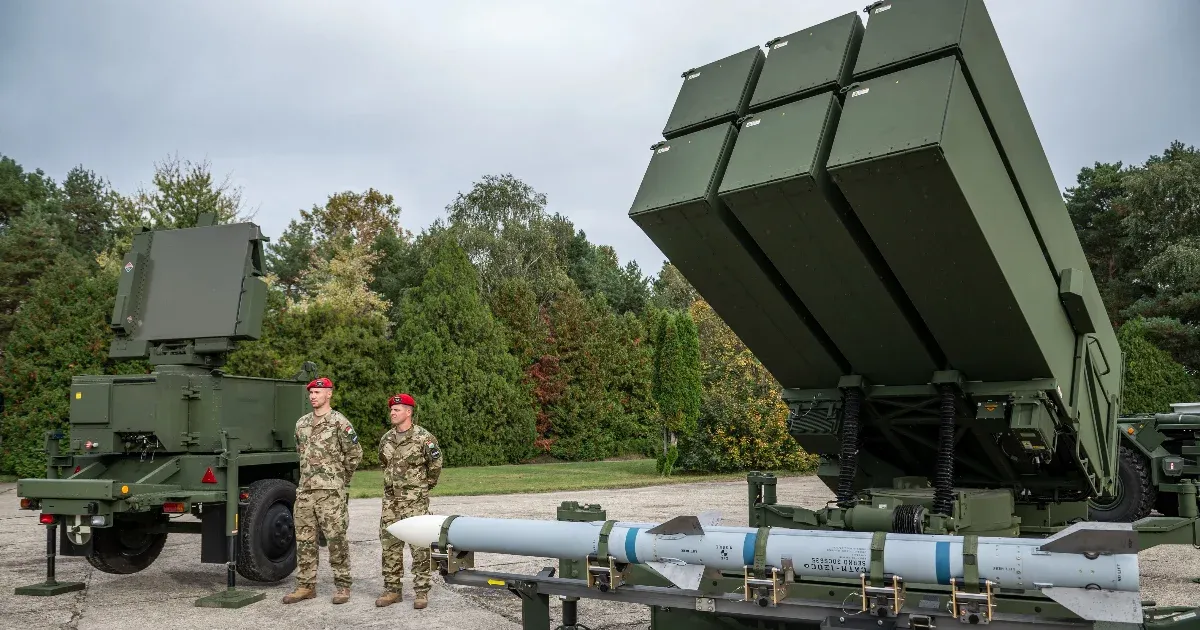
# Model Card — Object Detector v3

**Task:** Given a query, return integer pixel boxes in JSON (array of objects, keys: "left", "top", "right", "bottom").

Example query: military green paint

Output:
[
  {"left": 826, "top": 56, "right": 1077, "bottom": 387},
  {"left": 630, "top": 124, "right": 846, "bottom": 387},
  {"left": 718, "top": 92, "right": 940, "bottom": 386},
  {"left": 1058, "top": 268, "right": 1098, "bottom": 335},
  {"left": 125, "top": 223, "right": 267, "bottom": 343},
  {"left": 661, "top": 47, "right": 765, "bottom": 140},
  {"left": 746, "top": 12, "right": 864, "bottom": 113},
  {"left": 850, "top": 0, "right": 1122, "bottom": 419}
]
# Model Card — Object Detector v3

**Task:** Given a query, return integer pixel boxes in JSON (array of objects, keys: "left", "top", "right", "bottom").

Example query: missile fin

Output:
[
  {"left": 698, "top": 510, "right": 722, "bottom": 527},
  {"left": 647, "top": 515, "right": 705, "bottom": 536},
  {"left": 645, "top": 561, "right": 706, "bottom": 591},
  {"left": 1040, "top": 587, "right": 1143, "bottom": 624},
  {"left": 1037, "top": 522, "right": 1137, "bottom": 555}
]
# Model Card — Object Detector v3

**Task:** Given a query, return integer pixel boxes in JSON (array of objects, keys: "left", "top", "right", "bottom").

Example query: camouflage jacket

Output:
[
  {"left": 379, "top": 423, "right": 442, "bottom": 504},
  {"left": 295, "top": 409, "right": 363, "bottom": 490}
]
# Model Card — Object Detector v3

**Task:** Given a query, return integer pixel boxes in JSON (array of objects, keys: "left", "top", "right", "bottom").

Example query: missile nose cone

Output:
[{"left": 385, "top": 514, "right": 448, "bottom": 547}]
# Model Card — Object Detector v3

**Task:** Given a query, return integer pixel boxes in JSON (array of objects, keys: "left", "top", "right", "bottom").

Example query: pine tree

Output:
[
  {"left": 0, "top": 206, "right": 70, "bottom": 348},
  {"left": 392, "top": 237, "right": 537, "bottom": 466},
  {"left": 0, "top": 252, "right": 148, "bottom": 476}
]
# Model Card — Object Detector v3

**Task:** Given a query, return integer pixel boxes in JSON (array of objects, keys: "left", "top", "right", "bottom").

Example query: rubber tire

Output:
[
  {"left": 1089, "top": 445, "right": 1155, "bottom": 522},
  {"left": 236, "top": 478, "right": 298, "bottom": 582},
  {"left": 86, "top": 517, "right": 168, "bottom": 575}
]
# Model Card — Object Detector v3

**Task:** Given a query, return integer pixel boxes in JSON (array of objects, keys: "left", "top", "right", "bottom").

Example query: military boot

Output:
[
  {"left": 281, "top": 585, "right": 315, "bottom": 604},
  {"left": 375, "top": 590, "right": 402, "bottom": 607},
  {"left": 332, "top": 587, "right": 351, "bottom": 604},
  {"left": 414, "top": 592, "right": 428, "bottom": 609}
]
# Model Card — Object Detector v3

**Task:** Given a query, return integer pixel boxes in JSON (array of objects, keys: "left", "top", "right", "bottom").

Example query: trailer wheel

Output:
[
  {"left": 86, "top": 515, "right": 168, "bottom": 574},
  {"left": 237, "top": 478, "right": 297, "bottom": 582},
  {"left": 1089, "top": 445, "right": 1155, "bottom": 522}
]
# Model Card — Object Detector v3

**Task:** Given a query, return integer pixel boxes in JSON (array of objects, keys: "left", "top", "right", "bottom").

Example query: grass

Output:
[
  {"left": 347, "top": 457, "right": 809, "bottom": 499},
  {"left": 0, "top": 459, "right": 811, "bottom": 498}
]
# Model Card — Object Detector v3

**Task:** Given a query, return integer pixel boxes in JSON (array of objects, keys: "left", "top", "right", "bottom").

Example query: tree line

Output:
[{"left": 0, "top": 140, "right": 1198, "bottom": 479}]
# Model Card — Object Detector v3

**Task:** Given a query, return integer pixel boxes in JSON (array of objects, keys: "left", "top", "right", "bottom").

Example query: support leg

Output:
[
  {"left": 14, "top": 522, "right": 86, "bottom": 596},
  {"left": 195, "top": 439, "right": 266, "bottom": 608},
  {"left": 562, "top": 596, "right": 579, "bottom": 629}
]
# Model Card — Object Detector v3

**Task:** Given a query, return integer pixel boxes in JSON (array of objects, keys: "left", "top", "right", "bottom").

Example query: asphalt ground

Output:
[{"left": 1, "top": 476, "right": 1196, "bottom": 629}]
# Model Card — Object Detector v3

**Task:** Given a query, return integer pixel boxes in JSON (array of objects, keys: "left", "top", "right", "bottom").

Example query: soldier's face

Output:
[
  {"left": 389, "top": 404, "right": 412, "bottom": 429},
  {"left": 309, "top": 387, "right": 332, "bottom": 408}
]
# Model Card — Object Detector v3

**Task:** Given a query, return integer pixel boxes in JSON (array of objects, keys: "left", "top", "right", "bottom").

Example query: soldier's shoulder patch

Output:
[
  {"left": 343, "top": 423, "right": 358, "bottom": 444},
  {"left": 426, "top": 440, "right": 441, "bottom": 460}
]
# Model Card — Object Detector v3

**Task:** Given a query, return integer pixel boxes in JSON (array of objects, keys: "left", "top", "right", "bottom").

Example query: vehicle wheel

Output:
[
  {"left": 237, "top": 478, "right": 297, "bottom": 582},
  {"left": 86, "top": 516, "right": 168, "bottom": 574},
  {"left": 1089, "top": 445, "right": 1155, "bottom": 522}
]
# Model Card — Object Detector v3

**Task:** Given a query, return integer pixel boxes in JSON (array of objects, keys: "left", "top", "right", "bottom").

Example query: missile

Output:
[{"left": 386, "top": 513, "right": 1144, "bottom": 624}]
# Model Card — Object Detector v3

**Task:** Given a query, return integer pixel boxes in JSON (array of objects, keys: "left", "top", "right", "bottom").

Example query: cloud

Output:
[{"left": 1, "top": 0, "right": 1196, "bottom": 278}]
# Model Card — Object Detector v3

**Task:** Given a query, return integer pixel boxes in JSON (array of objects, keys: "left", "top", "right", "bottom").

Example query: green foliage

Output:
[
  {"left": 439, "top": 173, "right": 573, "bottom": 301},
  {"left": 226, "top": 289, "right": 395, "bottom": 465},
  {"left": 649, "top": 262, "right": 698, "bottom": 312},
  {"left": 1065, "top": 140, "right": 1200, "bottom": 371},
  {"left": 126, "top": 154, "right": 252, "bottom": 230},
  {"left": 0, "top": 154, "right": 56, "bottom": 227},
  {"left": 675, "top": 300, "right": 818, "bottom": 474},
  {"left": 0, "top": 206, "right": 70, "bottom": 347},
  {"left": 1116, "top": 318, "right": 1200, "bottom": 415},
  {"left": 650, "top": 309, "right": 702, "bottom": 475},
  {"left": 0, "top": 253, "right": 147, "bottom": 477},
  {"left": 391, "top": 236, "right": 538, "bottom": 466}
]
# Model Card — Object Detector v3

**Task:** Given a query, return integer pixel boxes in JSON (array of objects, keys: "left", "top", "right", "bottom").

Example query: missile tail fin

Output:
[
  {"left": 1040, "top": 586, "right": 1143, "bottom": 624},
  {"left": 698, "top": 510, "right": 722, "bottom": 527},
  {"left": 647, "top": 515, "right": 705, "bottom": 536},
  {"left": 645, "top": 561, "right": 706, "bottom": 591},
  {"left": 1037, "top": 521, "right": 1137, "bottom": 555}
]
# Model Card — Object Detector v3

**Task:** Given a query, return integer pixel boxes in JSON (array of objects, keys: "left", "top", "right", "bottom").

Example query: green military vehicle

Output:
[
  {"left": 427, "top": 1, "right": 1200, "bottom": 629},
  {"left": 14, "top": 215, "right": 311, "bottom": 608}
]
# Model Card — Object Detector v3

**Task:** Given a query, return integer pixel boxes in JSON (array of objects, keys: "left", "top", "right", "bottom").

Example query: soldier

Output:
[
  {"left": 376, "top": 393, "right": 443, "bottom": 609},
  {"left": 283, "top": 377, "right": 363, "bottom": 605}
]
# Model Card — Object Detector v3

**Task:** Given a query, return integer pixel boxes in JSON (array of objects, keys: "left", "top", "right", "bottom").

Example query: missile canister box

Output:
[{"left": 629, "top": 0, "right": 1124, "bottom": 501}]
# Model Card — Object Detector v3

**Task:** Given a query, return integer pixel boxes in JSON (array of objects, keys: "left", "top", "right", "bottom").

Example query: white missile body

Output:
[{"left": 386, "top": 513, "right": 1144, "bottom": 623}]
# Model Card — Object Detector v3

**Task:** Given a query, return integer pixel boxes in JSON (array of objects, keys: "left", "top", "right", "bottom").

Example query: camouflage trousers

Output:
[
  {"left": 295, "top": 488, "right": 351, "bottom": 588},
  {"left": 380, "top": 497, "right": 431, "bottom": 594}
]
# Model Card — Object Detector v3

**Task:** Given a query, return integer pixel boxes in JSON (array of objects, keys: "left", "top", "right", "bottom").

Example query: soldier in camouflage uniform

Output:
[
  {"left": 282, "top": 377, "right": 363, "bottom": 605},
  {"left": 375, "top": 393, "right": 443, "bottom": 609}
]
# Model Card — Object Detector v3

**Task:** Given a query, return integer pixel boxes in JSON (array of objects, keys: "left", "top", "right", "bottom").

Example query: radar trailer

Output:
[
  {"left": 408, "top": 1, "right": 1200, "bottom": 629},
  {"left": 14, "top": 214, "right": 312, "bottom": 608}
]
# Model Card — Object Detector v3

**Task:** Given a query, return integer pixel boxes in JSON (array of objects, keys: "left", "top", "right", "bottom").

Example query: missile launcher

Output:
[{"left": 429, "top": 2, "right": 1200, "bottom": 629}]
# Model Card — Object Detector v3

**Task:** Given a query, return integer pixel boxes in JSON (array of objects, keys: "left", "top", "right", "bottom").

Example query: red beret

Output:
[
  {"left": 388, "top": 393, "right": 415, "bottom": 407},
  {"left": 307, "top": 377, "right": 334, "bottom": 390}
]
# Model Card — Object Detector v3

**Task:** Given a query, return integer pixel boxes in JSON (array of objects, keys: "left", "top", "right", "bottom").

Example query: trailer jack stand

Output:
[
  {"left": 194, "top": 517, "right": 264, "bottom": 607},
  {"left": 14, "top": 523, "right": 87, "bottom": 596}
]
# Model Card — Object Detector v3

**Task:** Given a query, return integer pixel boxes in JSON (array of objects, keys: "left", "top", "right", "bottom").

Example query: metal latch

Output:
[
  {"left": 950, "top": 578, "right": 994, "bottom": 624},
  {"left": 429, "top": 542, "right": 473, "bottom": 576},
  {"left": 743, "top": 565, "right": 786, "bottom": 607},
  {"left": 861, "top": 573, "right": 906, "bottom": 617},
  {"left": 585, "top": 554, "right": 627, "bottom": 592}
]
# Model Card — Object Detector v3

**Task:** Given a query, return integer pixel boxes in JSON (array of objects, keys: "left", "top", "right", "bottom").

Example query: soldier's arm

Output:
[
  {"left": 425, "top": 437, "right": 443, "bottom": 489},
  {"left": 339, "top": 418, "right": 363, "bottom": 486}
]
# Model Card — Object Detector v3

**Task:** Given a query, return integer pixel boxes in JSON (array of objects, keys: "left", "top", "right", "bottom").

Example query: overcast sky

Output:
[{"left": 2, "top": 1, "right": 1197, "bottom": 277}]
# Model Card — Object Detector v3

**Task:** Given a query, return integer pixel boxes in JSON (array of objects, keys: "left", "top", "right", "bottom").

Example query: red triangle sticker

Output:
[{"left": 201, "top": 467, "right": 217, "bottom": 484}]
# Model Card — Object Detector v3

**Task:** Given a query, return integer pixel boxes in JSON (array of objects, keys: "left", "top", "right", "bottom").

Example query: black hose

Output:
[
  {"left": 933, "top": 385, "right": 956, "bottom": 516},
  {"left": 836, "top": 388, "right": 863, "bottom": 508}
]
